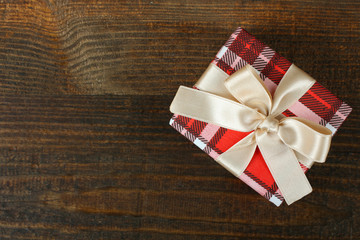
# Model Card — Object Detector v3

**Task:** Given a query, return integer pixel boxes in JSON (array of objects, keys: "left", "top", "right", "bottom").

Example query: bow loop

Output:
[
  {"left": 271, "top": 65, "right": 317, "bottom": 116},
  {"left": 224, "top": 65, "right": 272, "bottom": 116},
  {"left": 278, "top": 117, "right": 332, "bottom": 163},
  {"left": 170, "top": 86, "right": 264, "bottom": 132}
]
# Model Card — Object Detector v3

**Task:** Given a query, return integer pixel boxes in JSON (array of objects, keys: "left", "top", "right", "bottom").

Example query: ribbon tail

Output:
[
  {"left": 255, "top": 130, "right": 313, "bottom": 205},
  {"left": 216, "top": 133, "right": 257, "bottom": 178}
]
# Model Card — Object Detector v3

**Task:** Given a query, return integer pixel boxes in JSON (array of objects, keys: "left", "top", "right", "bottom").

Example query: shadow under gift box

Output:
[{"left": 169, "top": 27, "right": 352, "bottom": 206}]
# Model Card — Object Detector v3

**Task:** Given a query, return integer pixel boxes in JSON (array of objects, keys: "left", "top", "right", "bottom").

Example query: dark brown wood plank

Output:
[
  {"left": 0, "top": 0, "right": 358, "bottom": 239},
  {"left": 0, "top": 94, "right": 357, "bottom": 239},
  {"left": 0, "top": 0, "right": 358, "bottom": 97}
]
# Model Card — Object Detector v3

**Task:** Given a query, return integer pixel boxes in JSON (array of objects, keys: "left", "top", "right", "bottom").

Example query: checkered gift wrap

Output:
[{"left": 169, "top": 27, "right": 352, "bottom": 206}]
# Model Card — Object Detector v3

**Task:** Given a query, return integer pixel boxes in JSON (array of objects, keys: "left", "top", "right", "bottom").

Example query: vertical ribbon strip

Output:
[{"left": 170, "top": 64, "right": 332, "bottom": 205}]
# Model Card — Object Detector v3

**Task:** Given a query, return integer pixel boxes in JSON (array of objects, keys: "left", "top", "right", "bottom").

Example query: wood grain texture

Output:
[{"left": 0, "top": 0, "right": 359, "bottom": 239}]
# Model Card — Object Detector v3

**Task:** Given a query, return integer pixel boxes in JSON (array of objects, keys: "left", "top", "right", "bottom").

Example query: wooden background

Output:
[{"left": 0, "top": 0, "right": 359, "bottom": 239}]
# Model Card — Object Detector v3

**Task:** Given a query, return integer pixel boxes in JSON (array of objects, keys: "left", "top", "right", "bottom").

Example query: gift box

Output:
[{"left": 169, "top": 27, "right": 352, "bottom": 206}]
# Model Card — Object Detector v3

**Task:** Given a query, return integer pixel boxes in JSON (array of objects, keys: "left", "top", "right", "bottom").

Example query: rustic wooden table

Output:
[{"left": 0, "top": 0, "right": 359, "bottom": 239}]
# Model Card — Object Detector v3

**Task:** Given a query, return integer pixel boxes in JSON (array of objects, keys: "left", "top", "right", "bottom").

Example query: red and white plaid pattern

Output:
[{"left": 170, "top": 27, "right": 352, "bottom": 206}]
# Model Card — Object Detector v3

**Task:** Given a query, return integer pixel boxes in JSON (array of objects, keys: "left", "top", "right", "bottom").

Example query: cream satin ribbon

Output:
[{"left": 170, "top": 64, "right": 332, "bottom": 205}]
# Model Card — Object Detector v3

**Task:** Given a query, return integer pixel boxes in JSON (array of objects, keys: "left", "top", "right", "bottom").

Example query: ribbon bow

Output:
[{"left": 170, "top": 64, "right": 332, "bottom": 205}]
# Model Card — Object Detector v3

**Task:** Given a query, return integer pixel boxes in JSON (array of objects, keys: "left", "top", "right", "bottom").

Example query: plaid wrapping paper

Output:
[{"left": 169, "top": 27, "right": 352, "bottom": 206}]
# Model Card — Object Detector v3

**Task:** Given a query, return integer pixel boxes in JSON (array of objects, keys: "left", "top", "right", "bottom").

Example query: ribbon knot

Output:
[
  {"left": 258, "top": 115, "right": 279, "bottom": 133},
  {"left": 170, "top": 63, "right": 332, "bottom": 205}
]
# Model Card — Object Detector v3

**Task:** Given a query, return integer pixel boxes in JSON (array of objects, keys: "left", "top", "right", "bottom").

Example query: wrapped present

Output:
[{"left": 169, "top": 27, "right": 352, "bottom": 206}]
